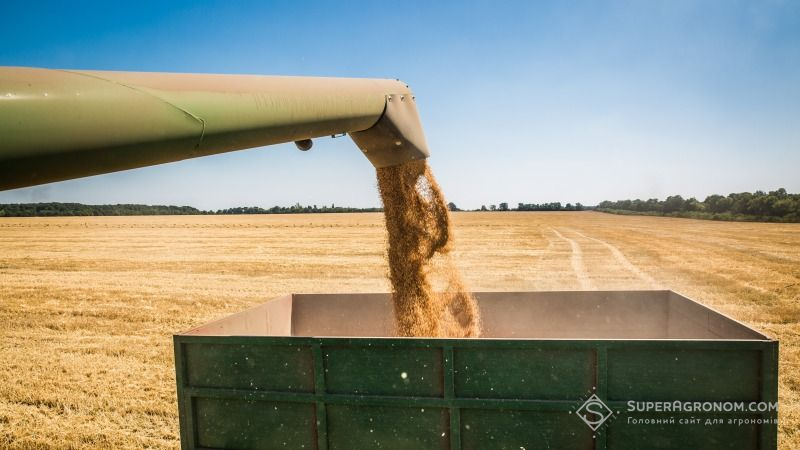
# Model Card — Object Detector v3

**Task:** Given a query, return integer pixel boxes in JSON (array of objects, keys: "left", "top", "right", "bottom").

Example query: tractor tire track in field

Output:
[
  {"left": 567, "top": 228, "right": 658, "bottom": 287},
  {"left": 550, "top": 228, "right": 593, "bottom": 290}
]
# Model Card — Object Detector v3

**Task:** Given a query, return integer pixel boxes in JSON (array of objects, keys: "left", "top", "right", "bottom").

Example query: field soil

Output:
[{"left": 0, "top": 211, "right": 798, "bottom": 449}]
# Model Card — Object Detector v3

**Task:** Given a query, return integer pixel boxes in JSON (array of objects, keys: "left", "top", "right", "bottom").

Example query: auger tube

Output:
[{"left": 0, "top": 67, "right": 429, "bottom": 191}]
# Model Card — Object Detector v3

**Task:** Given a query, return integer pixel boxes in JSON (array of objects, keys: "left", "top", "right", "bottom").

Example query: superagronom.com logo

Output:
[{"left": 574, "top": 392, "right": 615, "bottom": 431}]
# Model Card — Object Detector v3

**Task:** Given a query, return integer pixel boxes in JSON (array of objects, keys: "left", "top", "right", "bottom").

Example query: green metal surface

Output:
[
  {"left": 174, "top": 336, "right": 778, "bottom": 450},
  {"left": 606, "top": 348, "right": 762, "bottom": 401},
  {"left": 0, "top": 67, "right": 429, "bottom": 190},
  {"left": 194, "top": 398, "right": 317, "bottom": 450}
]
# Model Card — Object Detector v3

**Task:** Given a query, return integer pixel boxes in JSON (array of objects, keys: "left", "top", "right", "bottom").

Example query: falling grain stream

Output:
[{"left": 377, "top": 160, "right": 481, "bottom": 337}]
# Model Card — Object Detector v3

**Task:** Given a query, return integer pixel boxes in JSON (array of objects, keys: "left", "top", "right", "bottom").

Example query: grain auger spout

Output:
[{"left": 0, "top": 67, "right": 430, "bottom": 191}]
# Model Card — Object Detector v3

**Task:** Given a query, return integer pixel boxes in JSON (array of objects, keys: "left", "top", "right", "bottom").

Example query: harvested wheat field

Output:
[{"left": 0, "top": 211, "right": 798, "bottom": 449}]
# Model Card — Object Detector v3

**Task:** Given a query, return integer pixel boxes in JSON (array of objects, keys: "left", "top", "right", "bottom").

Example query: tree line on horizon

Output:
[
  {"left": 0, "top": 201, "right": 588, "bottom": 217},
  {"left": 597, "top": 188, "right": 800, "bottom": 222},
  {"left": 215, "top": 204, "right": 382, "bottom": 214},
  {"left": 465, "top": 202, "right": 585, "bottom": 212},
  {"left": 0, "top": 203, "right": 207, "bottom": 217},
  {"left": 0, "top": 202, "right": 381, "bottom": 217},
  {"left": 4, "top": 190, "right": 797, "bottom": 221},
  {"left": 14, "top": 190, "right": 799, "bottom": 220}
]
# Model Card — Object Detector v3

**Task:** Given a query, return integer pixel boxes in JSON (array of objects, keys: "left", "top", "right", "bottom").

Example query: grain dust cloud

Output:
[{"left": 377, "top": 160, "right": 481, "bottom": 337}]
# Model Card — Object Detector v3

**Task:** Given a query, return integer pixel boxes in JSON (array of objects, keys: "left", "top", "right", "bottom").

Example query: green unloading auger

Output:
[{"left": 0, "top": 67, "right": 429, "bottom": 191}]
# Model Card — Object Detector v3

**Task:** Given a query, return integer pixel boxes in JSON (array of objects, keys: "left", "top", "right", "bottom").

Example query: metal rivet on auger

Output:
[{"left": 294, "top": 139, "right": 313, "bottom": 151}]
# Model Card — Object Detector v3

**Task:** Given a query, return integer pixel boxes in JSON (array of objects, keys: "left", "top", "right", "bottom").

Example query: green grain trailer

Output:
[{"left": 174, "top": 291, "right": 778, "bottom": 450}]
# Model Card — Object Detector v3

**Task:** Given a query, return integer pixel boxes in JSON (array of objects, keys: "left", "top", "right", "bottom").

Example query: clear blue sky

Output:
[{"left": 1, "top": 0, "right": 798, "bottom": 210}]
